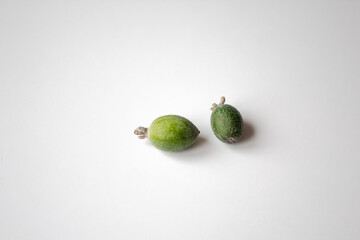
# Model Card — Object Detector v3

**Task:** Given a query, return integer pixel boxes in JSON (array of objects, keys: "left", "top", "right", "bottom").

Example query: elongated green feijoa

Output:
[
  {"left": 210, "top": 96, "right": 243, "bottom": 143},
  {"left": 134, "top": 115, "right": 200, "bottom": 151}
]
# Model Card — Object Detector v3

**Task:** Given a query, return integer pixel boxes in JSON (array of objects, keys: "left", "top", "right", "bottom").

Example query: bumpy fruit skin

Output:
[
  {"left": 211, "top": 104, "right": 243, "bottom": 143},
  {"left": 148, "top": 115, "right": 200, "bottom": 151}
]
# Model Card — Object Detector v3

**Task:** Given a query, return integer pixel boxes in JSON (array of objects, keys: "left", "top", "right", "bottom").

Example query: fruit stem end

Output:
[
  {"left": 210, "top": 96, "right": 226, "bottom": 111},
  {"left": 134, "top": 126, "right": 148, "bottom": 139}
]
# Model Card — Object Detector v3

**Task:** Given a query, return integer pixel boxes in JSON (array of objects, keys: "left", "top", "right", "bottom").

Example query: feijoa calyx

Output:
[
  {"left": 134, "top": 115, "right": 200, "bottom": 151},
  {"left": 210, "top": 96, "right": 243, "bottom": 143}
]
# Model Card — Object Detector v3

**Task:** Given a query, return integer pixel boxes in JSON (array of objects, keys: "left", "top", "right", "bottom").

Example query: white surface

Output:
[{"left": 1, "top": 0, "right": 360, "bottom": 239}]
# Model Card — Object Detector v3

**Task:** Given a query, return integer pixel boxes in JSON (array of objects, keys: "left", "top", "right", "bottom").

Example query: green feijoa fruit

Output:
[
  {"left": 210, "top": 96, "right": 243, "bottom": 144},
  {"left": 134, "top": 115, "right": 200, "bottom": 151}
]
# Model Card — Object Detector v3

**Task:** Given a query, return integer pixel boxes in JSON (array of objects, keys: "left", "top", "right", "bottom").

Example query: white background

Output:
[{"left": 1, "top": 0, "right": 360, "bottom": 239}]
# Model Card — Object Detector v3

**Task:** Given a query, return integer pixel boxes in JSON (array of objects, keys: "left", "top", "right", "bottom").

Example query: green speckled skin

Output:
[
  {"left": 148, "top": 115, "right": 200, "bottom": 152},
  {"left": 211, "top": 104, "right": 243, "bottom": 143}
]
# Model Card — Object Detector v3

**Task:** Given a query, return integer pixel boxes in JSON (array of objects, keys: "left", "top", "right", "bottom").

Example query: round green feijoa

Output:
[
  {"left": 210, "top": 96, "right": 243, "bottom": 144},
  {"left": 134, "top": 115, "right": 200, "bottom": 151}
]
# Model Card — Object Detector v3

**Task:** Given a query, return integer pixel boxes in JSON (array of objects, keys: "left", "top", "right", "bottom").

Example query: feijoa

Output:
[
  {"left": 134, "top": 115, "right": 200, "bottom": 151},
  {"left": 210, "top": 96, "right": 243, "bottom": 143}
]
